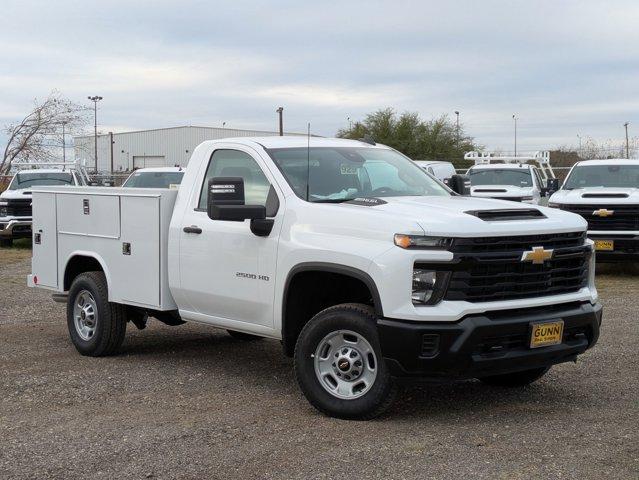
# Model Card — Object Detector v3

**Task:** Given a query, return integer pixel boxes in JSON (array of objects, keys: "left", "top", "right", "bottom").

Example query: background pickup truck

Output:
[
  {"left": 0, "top": 163, "right": 89, "bottom": 247},
  {"left": 549, "top": 158, "right": 639, "bottom": 261},
  {"left": 29, "top": 136, "right": 602, "bottom": 419}
]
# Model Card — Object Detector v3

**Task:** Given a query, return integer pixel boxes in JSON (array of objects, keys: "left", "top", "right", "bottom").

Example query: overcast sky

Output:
[{"left": 1, "top": 0, "right": 638, "bottom": 152}]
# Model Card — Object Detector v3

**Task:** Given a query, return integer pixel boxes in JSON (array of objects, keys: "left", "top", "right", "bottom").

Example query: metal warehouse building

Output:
[{"left": 74, "top": 125, "right": 306, "bottom": 172}]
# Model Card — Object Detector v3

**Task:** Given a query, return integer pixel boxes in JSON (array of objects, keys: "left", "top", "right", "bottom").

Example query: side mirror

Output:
[
  {"left": 449, "top": 174, "right": 471, "bottom": 195},
  {"left": 207, "top": 177, "right": 273, "bottom": 236},
  {"left": 546, "top": 178, "right": 560, "bottom": 196}
]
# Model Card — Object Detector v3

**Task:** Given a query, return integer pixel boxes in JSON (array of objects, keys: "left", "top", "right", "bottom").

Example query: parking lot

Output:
[{"left": 0, "top": 244, "right": 637, "bottom": 480}]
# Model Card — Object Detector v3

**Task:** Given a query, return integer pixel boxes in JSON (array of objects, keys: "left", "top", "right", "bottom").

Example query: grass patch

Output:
[{"left": 0, "top": 238, "right": 32, "bottom": 263}]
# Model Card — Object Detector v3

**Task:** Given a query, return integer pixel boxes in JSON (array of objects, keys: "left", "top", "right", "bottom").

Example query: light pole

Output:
[
  {"left": 624, "top": 122, "right": 630, "bottom": 159},
  {"left": 454, "top": 111, "right": 460, "bottom": 147},
  {"left": 347, "top": 116, "right": 352, "bottom": 130},
  {"left": 61, "top": 121, "right": 68, "bottom": 162},
  {"left": 577, "top": 134, "right": 582, "bottom": 152},
  {"left": 88, "top": 96, "right": 103, "bottom": 171},
  {"left": 512, "top": 114, "right": 518, "bottom": 156},
  {"left": 276, "top": 107, "right": 284, "bottom": 136}
]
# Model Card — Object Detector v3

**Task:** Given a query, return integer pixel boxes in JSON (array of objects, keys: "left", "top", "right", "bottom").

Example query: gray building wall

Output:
[{"left": 74, "top": 125, "right": 306, "bottom": 172}]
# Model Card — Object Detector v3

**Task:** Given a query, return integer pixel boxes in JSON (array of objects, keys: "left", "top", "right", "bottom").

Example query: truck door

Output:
[{"left": 178, "top": 147, "right": 282, "bottom": 328}]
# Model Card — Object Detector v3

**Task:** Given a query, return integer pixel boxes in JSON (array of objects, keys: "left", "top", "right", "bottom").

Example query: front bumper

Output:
[
  {"left": 0, "top": 218, "right": 32, "bottom": 239},
  {"left": 377, "top": 301, "right": 602, "bottom": 380},
  {"left": 588, "top": 233, "right": 639, "bottom": 262}
]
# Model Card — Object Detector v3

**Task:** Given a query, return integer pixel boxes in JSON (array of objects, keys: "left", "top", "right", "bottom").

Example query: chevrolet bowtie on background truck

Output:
[
  {"left": 548, "top": 159, "right": 639, "bottom": 261},
  {"left": 29, "top": 137, "right": 602, "bottom": 419}
]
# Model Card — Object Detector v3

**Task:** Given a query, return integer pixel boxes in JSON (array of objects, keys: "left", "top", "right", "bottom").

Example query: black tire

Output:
[
  {"left": 0, "top": 238, "right": 12, "bottom": 248},
  {"left": 479, "top": 366, "right": 551, "bottom": 387},
  {"left": 66, "top": 271, "right": 127, "bottom": 357},
  {"left": 227, "top": 330, "right": 263, "bottom": 341},
  {"left": 294, "top": 303, "right": 396, "bottom": 420}
]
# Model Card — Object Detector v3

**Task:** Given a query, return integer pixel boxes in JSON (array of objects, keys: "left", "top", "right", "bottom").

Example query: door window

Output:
[
  {"left": 198, "top": 149, "right": 271, "bottom": 209},
  {"left": 532, "top": 168, "right": 544, "bottom": 188}
]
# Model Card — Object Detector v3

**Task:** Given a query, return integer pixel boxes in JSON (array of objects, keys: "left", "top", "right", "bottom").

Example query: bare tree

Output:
[{"left": 1, "top": 91, "right": 89, "bottom": 175}]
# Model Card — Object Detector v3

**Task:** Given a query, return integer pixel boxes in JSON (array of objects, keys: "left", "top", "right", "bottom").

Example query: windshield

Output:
[
  {"left": 469, "top": 168, "right": 533, "bottom": 187},
  {"left": 266, "top": 147, "right": 450, "bottom": 202},
  {"left": 8, "top": 172, "right": 74, "bottom": 190},
  {"left": 563, "top": 164, "right": 639, "bottom": 189},
  {"left": 122, "top": 171, "right": 184, "bottom": 188}
]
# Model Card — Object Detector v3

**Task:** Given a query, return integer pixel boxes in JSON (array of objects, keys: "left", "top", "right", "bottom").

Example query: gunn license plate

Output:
[
  {"left": 594, "top": 240, "right": 614, "bottom": 251},
  {"left": 530, "top": 321, "right": 564, "bottom": 349}
]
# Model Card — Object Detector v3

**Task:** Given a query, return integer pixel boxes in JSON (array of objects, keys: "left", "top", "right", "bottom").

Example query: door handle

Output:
[{"left": 183, "top": 226, "right": 202, "bottom": 234}]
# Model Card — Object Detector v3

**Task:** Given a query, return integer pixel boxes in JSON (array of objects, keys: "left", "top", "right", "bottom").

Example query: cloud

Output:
[{"left": 0, "top": 0, "right": 638, "bottom": 151}]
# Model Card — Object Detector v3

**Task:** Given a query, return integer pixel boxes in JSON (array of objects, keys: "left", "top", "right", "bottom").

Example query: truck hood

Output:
[
  {"left": 324, "top": 195, "right": 586, "bottom": 237},
  {"left": 0, "top": 189, "right": 32, "bottom": 200},
  {"left": 550, "top": 187, "right": 639, "bottom": 205},
  {"left": 470, "top": 185, "right": 534, "bottom": 198}
]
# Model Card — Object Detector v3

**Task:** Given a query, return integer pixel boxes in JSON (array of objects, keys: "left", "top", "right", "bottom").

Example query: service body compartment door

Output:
[
  {"left": 112, "top": 195, "right": 161, "bottom": 307},
  {"left": 57, "top": 194, "right": 120, "bottom": 238},
  {"left": 31, "top": 192, "right": 58, "bottom": 288}
]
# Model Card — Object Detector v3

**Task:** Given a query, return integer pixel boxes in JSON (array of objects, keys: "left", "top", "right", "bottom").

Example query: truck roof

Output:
[
  {"left": 414, "top": 160, "right": 453, "bottom": 166},
  {"left": 575, "top": 159, "right": 639, "bottom": 166},
  {"left": 131, "top": 167, "right": 183, "bottom": 173},
  {"left": 202, "top": 136, "right": 389, "bottom": 150}
]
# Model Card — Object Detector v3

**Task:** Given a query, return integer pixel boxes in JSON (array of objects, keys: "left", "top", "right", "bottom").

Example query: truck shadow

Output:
[{"left": 114, "top": 323, "right": 589, "bottom": 421}]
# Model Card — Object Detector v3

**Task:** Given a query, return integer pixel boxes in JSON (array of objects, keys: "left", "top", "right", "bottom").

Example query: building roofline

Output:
[{"left": 73, "top": 124, "right": 307, "bottom": 139}]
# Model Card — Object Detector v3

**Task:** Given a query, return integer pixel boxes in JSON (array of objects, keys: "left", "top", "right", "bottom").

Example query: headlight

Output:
[
  {"left": 548, "top": 202, "right": 561, "bottom": 209},
  {"left": 521, "top": 196, "right": 534, "bottom": 202},
  {"left": 412, "top": 269, "right": 450, "bottom": 305},
  {"left": 395, "top": 234, "right": 453, "bottom": 249},
  {"left": 0, "top": 203, "right": 7, "bottom": 217}
]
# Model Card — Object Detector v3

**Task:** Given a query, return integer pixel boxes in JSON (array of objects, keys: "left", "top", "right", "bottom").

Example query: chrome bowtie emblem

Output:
[
  {"left": 521, "top": 246, "right": 554, "bottom": 264},
  {"left": 592, "top": 208, "right": 614, "bottom": 217}
]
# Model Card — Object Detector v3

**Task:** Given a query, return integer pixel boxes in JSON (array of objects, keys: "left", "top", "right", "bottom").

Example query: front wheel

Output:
[
  {"left": 478, "top": 366, "right": 551, "bottom": 387},
  {"left": 67, "top": 271, "right": 127, "bottom": 356},
  {"left": 294, "top": 303, "right": 396, "bottom": 420}
]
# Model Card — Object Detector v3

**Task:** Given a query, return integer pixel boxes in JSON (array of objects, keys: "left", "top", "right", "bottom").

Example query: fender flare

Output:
[
  {"left": 281, "top": 262, "right": 383, "bottom": 354},
  {"left": 62, "top": 251, "right": 112, "bottom": 294}
]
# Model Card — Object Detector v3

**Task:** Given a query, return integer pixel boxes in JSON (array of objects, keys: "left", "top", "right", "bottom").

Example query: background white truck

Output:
[
  {"left": 549, "top": 158, "right": 639, "bottom": 261},
  {"left": 29, "top": 137, "right": 602, "bottom": 419},
  {"left": 0, "top": 162, "right": 89, "bottom": 246},
  {"left": 465, "top": 151, "right": 558, "bottom": 205}
]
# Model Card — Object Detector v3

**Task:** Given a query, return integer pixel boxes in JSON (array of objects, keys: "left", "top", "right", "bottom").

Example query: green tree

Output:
[{"left": 337, "top": 108, "right": 480, "bottom": 168}]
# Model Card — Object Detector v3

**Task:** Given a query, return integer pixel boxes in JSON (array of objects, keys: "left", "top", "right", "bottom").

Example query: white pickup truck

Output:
[
  {"left": 29, "top": 137, "right": 602, "bottom": 419},
  {"left": 0, "top": 163, "right": 90, "bottom": 246},
  {"left": 549, "top": 159, "right": 639, "bottom": 261}
]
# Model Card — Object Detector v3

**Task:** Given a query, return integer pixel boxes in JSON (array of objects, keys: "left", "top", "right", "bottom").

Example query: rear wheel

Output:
[
  {"left": 67, "top": 271, "right": 127, "bottom": 356},
  {"left": 294, "top": 303, "right": 396, "bottom": 420},
  {"left": 478, "top": 366, "right": 550, "bottom": 387}
]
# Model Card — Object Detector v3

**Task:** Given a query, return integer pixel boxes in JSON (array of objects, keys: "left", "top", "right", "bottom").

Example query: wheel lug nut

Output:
[
  {"left": 353, "top": 371, "right": 359, "bottom": 376},
  {"left": 354, "top": 361, "right": 362, "bottom": 367},
  {"left": 342, "top": 348, "right": 348, "bottom": 354},
  {"left": 350, "top": 352, "right": 357, "bottom": 358}
]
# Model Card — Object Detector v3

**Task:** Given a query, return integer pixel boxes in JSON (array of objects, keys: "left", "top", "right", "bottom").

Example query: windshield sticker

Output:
[{"left": 340, "top": 164, "right": 358, "bottom": 175}]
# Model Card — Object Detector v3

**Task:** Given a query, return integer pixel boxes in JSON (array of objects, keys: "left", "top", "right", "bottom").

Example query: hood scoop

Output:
[
  {"left": 473, "top": 188, "right": 508, "bottom": 193},
  {"left": 581, "top": 192, "right": 628, "bottom": 198},
  {"left": 466, "top": 209, "right": 546, "bottom": 221}
]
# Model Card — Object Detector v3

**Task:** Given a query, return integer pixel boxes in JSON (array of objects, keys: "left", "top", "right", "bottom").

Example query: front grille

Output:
[
  {"left": 562, "top": 204, "right": 639, "bottom": 231},
  {"left": 450, "top": 231, "right": 586, "bottom": 253},
  {"left": 421, "top": 232, "right": 590, "bottom": 303},
  {"left": 5, "top": 199, "right": 32, "bottom": 217}
]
